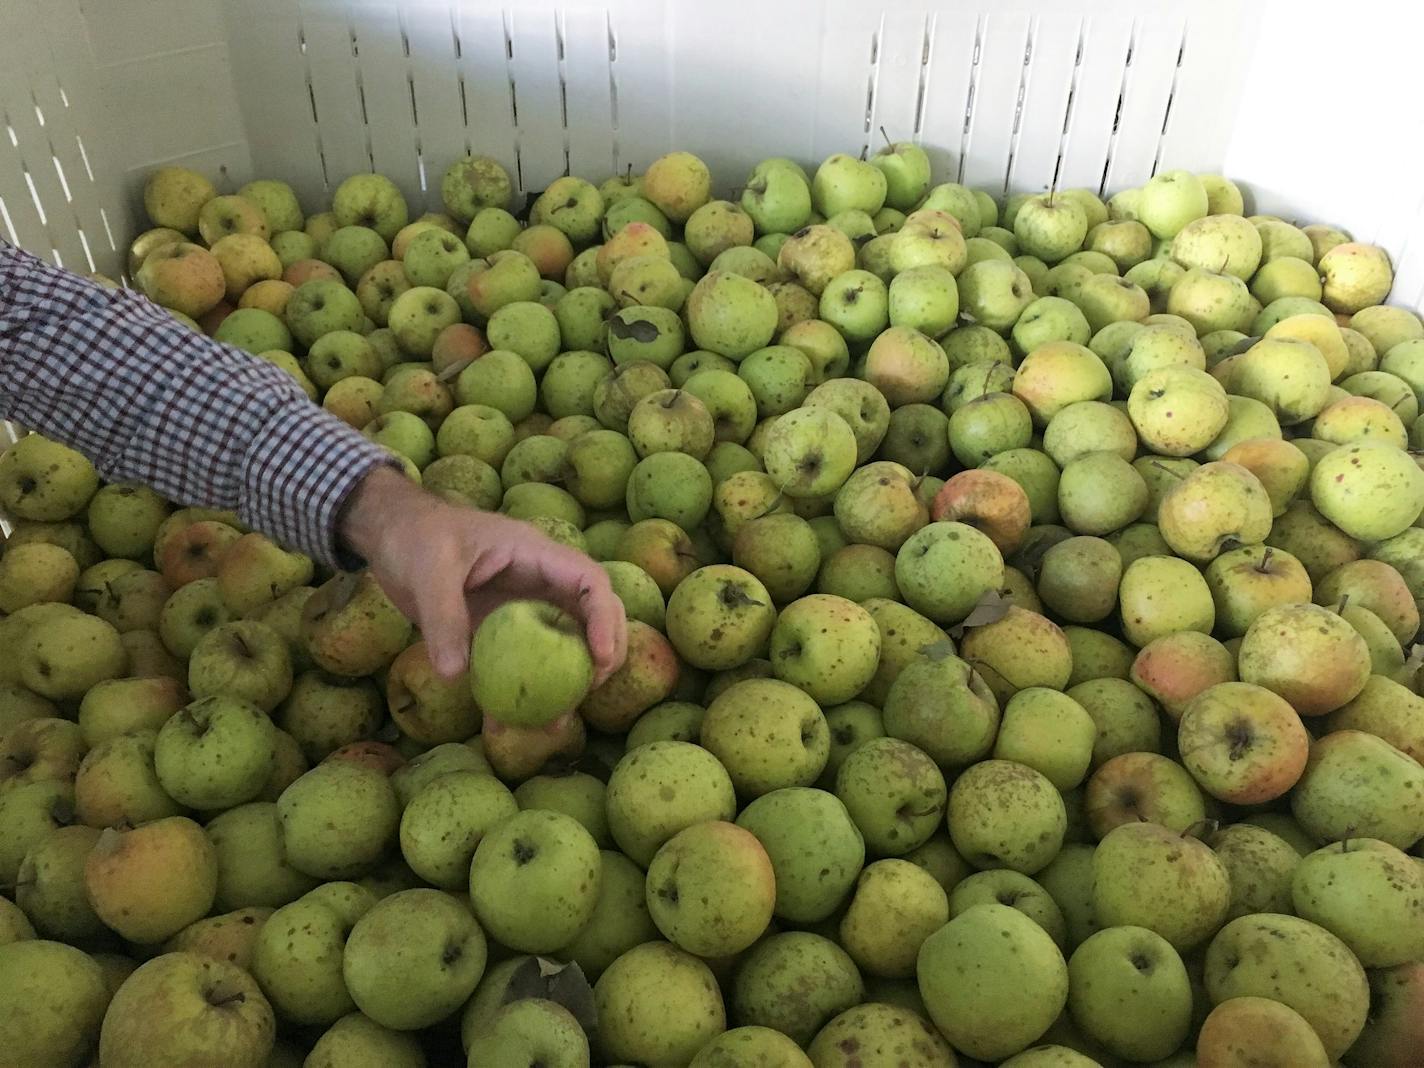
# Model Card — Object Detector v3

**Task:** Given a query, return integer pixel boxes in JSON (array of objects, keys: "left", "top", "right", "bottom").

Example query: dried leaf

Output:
[
  {"left": 436, "top": 357, "right": 476, "bottom": 383},
  {"left": 500, "top": 956, "right": 598, "bottom": 1033},
  {"left": 948, "top": 588, "right": 1012, "bottom": 639},
  {"left": 607, "top": 316, "right": 662, "bottom": 344},
  {"left": 918, "top": 637, "right": 958, "bottom": 663}
]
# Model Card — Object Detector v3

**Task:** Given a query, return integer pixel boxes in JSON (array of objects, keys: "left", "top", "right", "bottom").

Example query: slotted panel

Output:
[
  {"left": 914, "top": 11, "right": 978, "bottom": 187},
  {"left": 347, "top": 2, "right": 423, "bottom": 201},
  {"left": 959, "top": 13, "right": 1031, "bottom": 191},
  {"left": 507, "top": 7, "right": 568, "bottom": 191},
  {"left": 869, "top": 11, "right": 936, "bottom": 155},
  {"left": 809, "top": 5, "right": 882, "bottom": 172},
  {"left": 560, "top": 8, "right": 617, "bottom": 183},
  {"left": 224, "top": 0, "right": 329, "bottom": 209},
  {"left": 300, "top": 0, "right": 373, "bottom": 188},
  {"left": 1005, "top": 12, "right": 1081, "bottom": 194},
  {"left": 1099, "top": 14, "right": 1184, "bottom": 191},
  {"left": 0, "top": 0, "right": 100, "bottom": 269},
  {"left": 1053, "top": 10, "right": 1131, "bottom": 192},
  {"left": 1152, "top": 1, "right": 1257, "bottom": 176},
  {"left": 604, "top": 0, "right": 671, "bottom": 171},
  {"left": 400, "top": 1, "right": 465, "bottom": 215},
  {"left": 450, "top": 3, "right": 520, "bottom": 190}
]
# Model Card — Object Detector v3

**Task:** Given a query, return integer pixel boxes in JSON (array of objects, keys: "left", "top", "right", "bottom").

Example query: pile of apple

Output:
[{"left": 2, "top": 137, "right": 1424, "bottom": 1068}]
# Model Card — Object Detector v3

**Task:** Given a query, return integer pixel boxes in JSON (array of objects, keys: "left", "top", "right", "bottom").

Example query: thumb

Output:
[{"left": 415, "top": 571, "right": 473, "bottom": 679}]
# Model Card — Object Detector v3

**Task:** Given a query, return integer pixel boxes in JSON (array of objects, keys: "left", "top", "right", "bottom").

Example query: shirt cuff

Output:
[{"left": 239, "top": 400, "right": 402, "bottom": 571}]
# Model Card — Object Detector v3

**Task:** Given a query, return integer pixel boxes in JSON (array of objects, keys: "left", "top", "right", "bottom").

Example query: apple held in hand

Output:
[{"left": 469, "top": 599, "right": 594, "bottom": 727}]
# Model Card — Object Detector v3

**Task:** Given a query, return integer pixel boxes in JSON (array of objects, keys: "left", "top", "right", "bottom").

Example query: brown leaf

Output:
[
  {"left": 500, "top": 956, "right": 598, "bottom": 1033},
  {"left": 948, "top": 588, "right": 1012, "bottom": 639}
]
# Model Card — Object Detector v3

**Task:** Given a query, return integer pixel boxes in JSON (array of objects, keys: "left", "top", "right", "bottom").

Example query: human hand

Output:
[{"left": 339, "top": 465, "right": 626, "bottom": 684}]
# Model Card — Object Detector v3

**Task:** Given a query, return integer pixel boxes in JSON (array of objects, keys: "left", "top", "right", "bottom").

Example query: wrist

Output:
[{"left": 338, "top": 464, "right": 428, "bottom": 564}]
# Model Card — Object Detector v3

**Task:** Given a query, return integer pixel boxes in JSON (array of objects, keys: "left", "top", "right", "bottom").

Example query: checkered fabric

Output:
[{"left": 0, "top": 241, "right": 395, "bottom": 569}]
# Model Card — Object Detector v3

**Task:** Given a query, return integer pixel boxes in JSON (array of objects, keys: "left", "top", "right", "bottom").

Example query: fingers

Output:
[
  {"left": 414, "top": 559, "right": 475, "bottom": 679},
  {"left": 530, "top": 547, "right": 628, "bottom": 686}
]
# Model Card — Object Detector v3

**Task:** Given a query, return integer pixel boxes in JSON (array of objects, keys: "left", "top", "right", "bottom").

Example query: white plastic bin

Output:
[{"left": 1, "top": 0, "right": 1423, "bottom": 458}]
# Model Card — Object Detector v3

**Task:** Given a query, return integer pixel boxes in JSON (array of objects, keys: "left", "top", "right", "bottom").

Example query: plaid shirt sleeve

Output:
[{"left": 0, "top": 241, "right": 397, "bottom": 570}]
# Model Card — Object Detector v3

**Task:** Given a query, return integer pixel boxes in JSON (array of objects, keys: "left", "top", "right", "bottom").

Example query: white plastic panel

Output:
[{"left": 2, "top": 0, "right": 1423, "bottom": 319}]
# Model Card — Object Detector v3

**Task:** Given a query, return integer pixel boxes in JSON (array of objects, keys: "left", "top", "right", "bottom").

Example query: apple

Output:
[
  {"left": 694, "top": 1025, "right": 813, "bottom": 1067},
  {"left": 467, "top": 599, "right": 593, "bottom": 727},
  {"left": 339, "top": 888, "right": 486, "bottom": 1030},
  {"left": 14, "top": 824, "right": 104, "bottom": 941},
  {"left": 1084, "top": 752, "right": 1207, "bottom": 837},
  {"left": 838, "top": 858, "right": 949, "bottom": 979},
  {"left": 894, "top": 521, "right": 1004, "bottom": 624},
  {"left": 1177, "top": 681, "right": 1309, "bottom": 803},
  {"left": 1204, "top": 913, "right": 1369, "bottom": 1060},
  {"left": 251, "top": 890, "right": 366, "bottom": 1025},
  {"left": 1238, "top": 602, "right": 1370, "bottom": 716},
  {"left": 948, "top": 759, "right": 1066, "bottom": 874},
  {"left": 645, "top": 820, "right": 773, "bottom": 958},
  {"left": 84, "top": 817, "right": 217, "bottom": 943},
  {"left": 957, "top": 606, "right": 1074, "bottom": 704},
  {"left": 731, "top": 513, "right": 820, "bottom": 602},
  {"left": 779, "top": 224, "right": 858, "bottom": 294},
  {"left": 71, "top": 727, "right": 183, "bottom": 827},
  {"left": 604, "top": 740, "right": 736, "bottom": 867},
  {"left": 276, "top": 669, "right": 382, "bottom": 762},
  {"left": 151, "top": 695, "right": 274, "bottom": 810},
  {"left": 658, "top": 562, "right": 768, "bottom": 668},
  {"left": 301, "top": 572, "right": 411, "bottom": 678},
  {"left": 595, "top": 940, "right": 725, "bottom": 1063},
  {"left": 761, "top": 406, "right": 858, "bottom": 497},
  {"left": 1196, "top": 996, "right": 1330, "bottom": 1068},
  {"left": 1093, "top": 822, "right": 1230, "bottom": 951},
  {"left": 1292, "top": 729, "right": 1424, "bottom": 848},
  {"left": 1066, "top": 925, "right": 1192, "bottom": 1062},
  {"left": 203, "top": 801, "right": 317, "bottom": 910},
  {"left": 1118, "top": 555, "right": 1215, "bottom": 647},
  {"left": 277, "top": 760, "right": 399, "bottom": 879},
  {"left": 992, "top": 688, "right": 1096, "bottom": 791},
  {"left": 882, "top": 652, "right": 999, "bottom": 769},
  {"left": 285, "top": 278, "right": 364, "bottom": 347},
  {"left": 733, "top": 931, "right": 863, "bottom": 1046},
  {"left": 733, "top": 786, "right": 865, "bottom": 925},
  {"left": 700, "top": 677, "right": 829, "bottom": 796},
  {"left": 143, "top": 165, "right": 216, "bottom": 232},
  {"left": 918, "top": 903, "right": 1068, "bottom": 1061},
  {"left": 836, "top": 737, "right": 947, "bottom": 856},
  {"left": 99, "top": 951, "right": 274, "bottom": 1067},
  {"left": 684, "top": 270, "right": 778, "bottom": 358}
]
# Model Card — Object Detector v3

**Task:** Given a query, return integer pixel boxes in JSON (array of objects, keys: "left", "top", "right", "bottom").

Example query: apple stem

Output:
[
  {"left": 1150, "top": 461, "right": 1186, "bottom": 479},
  {"left": 880, "top": 126, "right": 892, "bottom": 149},
  {"left": 1335, "top": 593, "right": 1350, "bottom": 614},
  {"left": 1254, "top": 547, "right": 1274, "bottom": 574},
  {"left": 1182, "top": 818, "right": 1219, "bottom": 841}
]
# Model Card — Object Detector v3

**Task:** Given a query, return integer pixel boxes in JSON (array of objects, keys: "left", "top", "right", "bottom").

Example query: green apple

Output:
[
  {"left": 1066, "top": 925, "right": 1192, "bottom": 1061},
  {"left": 701, "top": 678, "right": 829, "bottom": 796},
  {"left": 882, "top": 652, "right": 999, "bottom": 768},
  {"left": 205, "top": 802, "right": 318, "bottom": 910},
  {"left": 1291, "top": 729, "right": 1424, "bottom": 848},
  {"left": 469, "top": 809, "right": 601, "bottom": 952},
  {"left": 646, "top": 820, "right": 774, "bottom": 956},
  {"left": 917, "top": 903, "right": 1068, "bottom": 1061},
  {"left": 1204, "top": 913, "right": 1368, "bottom": 1059},
  {"left": 1178, "top": 680, "right": 1309, "bottom": 803},
  {"left": 277, "top": 761, "right": 399, "bottom": 879},
  {"left": 304, "top": 1012, "right": 425, "bottom": 1068},
  {"left": 251, "top": 891, "right": 365, "bottom": 1025},
  {"left": 741, "top": 158, "right": 813, "bottom": 234},
  {"left": 694, "top": 1025, "right": 814, "bottom": 1068},
  {"left": 732, "top": 931, "right": 862, "bottom": 1046},
  {"left": 83, "top": 817, "right": 217, "bottom": 943},
  {"left": 468, "top": 600, "right": 593, "bottom": 727},
  {"left": 992, "top": 688, "right": 1096, "bottom": 790},
  {"left": 596, "top": 941, "right": 725, "bottom": 1064},
  {"left": 341, "top": 888, "right": 485, "bottom": 1029},
  {"left": 152, "top": 695, "right": 274, "bottom": 810},
  {"left": 835, "top": 737, "right": 946, "bottom": 856},
  {"left": 14, "top": 824, "right": 104, "bottom": 941},
  {"left": 1310, "top": 440, "right": 1424, "bottom": 540},
  {"left": 398, "top": 769, "right": 517, "bottom": 888},
  {"left": 686, "top": 270, "right": 778, "bottom": 358},
  {"left": 1093, "top": 822, "right": 1229, "bottom": 951},
  {"left": 1291, "top": 839, "right": 1424, "bottom": 967},
  {"left": 732, "top": 513, "right": 820, "bottom": 602},
  {"left": 99, "top": 951, "right": 273, "bottom": 1068},
  {"left": 664, "top": 563, "right": 775, "bottom": 670},
  {"left": 839, "top": 858, "right": 949, "bottom": 978},
  {"left": 735, "top": 786, "right": 864, "bottom": 923},
  {"left": 948, "top": 759, "right": 1066, "bottom": 874},
  {"left": 1238, "top": 602, "right": 1370, "bottom": 716},
  {"left": 779, "top": 225, "right": 858, "bottom": 294},
  {"left": 466, "top": 998, "right": 590, "bottom": 1067}
]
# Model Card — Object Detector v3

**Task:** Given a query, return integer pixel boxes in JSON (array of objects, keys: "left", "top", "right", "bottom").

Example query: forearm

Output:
[{"left": 0, "top": 242, "right": 394, "bottom": 568}]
